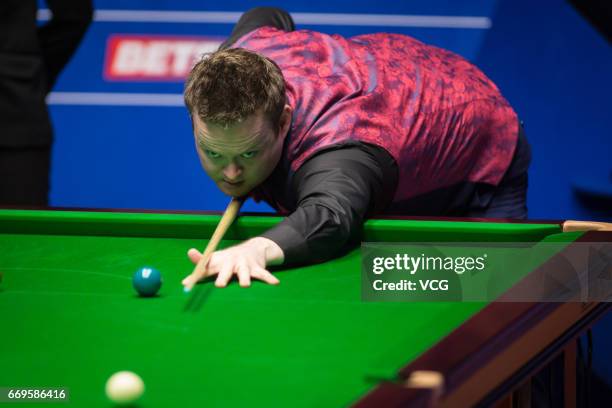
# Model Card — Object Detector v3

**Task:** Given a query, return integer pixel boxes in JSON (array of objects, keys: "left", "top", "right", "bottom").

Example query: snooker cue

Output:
[
  {"left": 183, "top": 197, "right": 244, "bottom": 292},
  {"left": 563, "top": 220, "right": 612, "bottom": 232}
]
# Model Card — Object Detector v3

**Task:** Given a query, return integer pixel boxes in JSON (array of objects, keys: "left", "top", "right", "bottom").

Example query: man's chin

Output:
[
  {"left": 219, "top": 185, "right": 249, "bottom": 198},
  {"left": 227, "top": 191, "right": 246, "bottom": 198}
]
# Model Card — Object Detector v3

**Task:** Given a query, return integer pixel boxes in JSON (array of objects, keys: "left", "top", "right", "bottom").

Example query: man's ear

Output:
[
  {"left": 189, "top": 112, "right": 196, "bottom": 132},
  {"left": 278, "top": 104, "right": 293, "bottom": 139}
]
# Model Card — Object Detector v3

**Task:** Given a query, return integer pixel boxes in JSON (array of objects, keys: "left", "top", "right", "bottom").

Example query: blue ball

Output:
[{"left": 132, "top": 267, "right": 162, "bottom": 297}]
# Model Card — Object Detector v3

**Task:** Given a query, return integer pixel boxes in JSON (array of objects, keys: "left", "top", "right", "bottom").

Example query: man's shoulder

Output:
[
  {"left": 232, "top": 26, "right": 289, "bottom": 46},
  {"left": 233, "top": 26, "right": 343, "bottom": 49}
]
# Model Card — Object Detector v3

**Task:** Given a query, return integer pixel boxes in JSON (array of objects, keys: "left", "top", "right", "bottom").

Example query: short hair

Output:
[{"left": 184, "top": 48, "right": 286, "bottom": 130}]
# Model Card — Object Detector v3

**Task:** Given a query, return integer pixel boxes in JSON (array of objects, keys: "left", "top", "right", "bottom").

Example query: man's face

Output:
[{"left": 192, "top": 108, "right": 290, "bottom": 197}]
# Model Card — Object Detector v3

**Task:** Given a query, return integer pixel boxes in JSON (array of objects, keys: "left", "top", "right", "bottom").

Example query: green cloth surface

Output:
[{"left": 0, "top": 210, "right": 572, "bottom": 407}]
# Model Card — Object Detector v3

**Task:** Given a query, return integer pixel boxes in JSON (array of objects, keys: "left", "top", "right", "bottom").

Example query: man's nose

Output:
[{"left": 223, "top": 163, "right": 242, "bottom": 180}]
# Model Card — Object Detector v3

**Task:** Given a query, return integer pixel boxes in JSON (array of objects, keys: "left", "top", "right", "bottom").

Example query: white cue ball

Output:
[{"left": 105, "top": 371, "right": 145, "bottom": 404}]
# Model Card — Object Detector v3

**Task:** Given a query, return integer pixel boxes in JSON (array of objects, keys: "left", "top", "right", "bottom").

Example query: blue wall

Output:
[
  {"left": 476, "top": 0, "right": 612, "bottom": 222},
  {"left": 47, "top": 0, "right": 611, "bottom": 217}
]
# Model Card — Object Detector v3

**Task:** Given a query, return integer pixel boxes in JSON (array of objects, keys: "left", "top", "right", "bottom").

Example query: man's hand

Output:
[{"left": 182, "top": 237, "right": 284, "bottom": 288}]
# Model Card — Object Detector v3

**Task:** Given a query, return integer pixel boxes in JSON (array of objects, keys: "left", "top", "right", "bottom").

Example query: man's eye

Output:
[
  {"left": 205, "top": 150, "right": 221, "bottom": 159},
  {"left": 240, "top": 151, "right": 257, "bottom": 159}
]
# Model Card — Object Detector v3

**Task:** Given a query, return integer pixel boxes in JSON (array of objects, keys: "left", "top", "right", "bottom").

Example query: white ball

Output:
[{"left": 105, "top": 371, "right": 145, "bottom": 404}]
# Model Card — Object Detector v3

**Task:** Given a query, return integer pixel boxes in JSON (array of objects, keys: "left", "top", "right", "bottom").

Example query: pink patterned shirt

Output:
[{"left": 233, "top": 27, "right": 518, "bottom": 204}]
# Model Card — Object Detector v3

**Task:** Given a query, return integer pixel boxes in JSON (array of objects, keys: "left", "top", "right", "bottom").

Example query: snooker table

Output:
[{"left": 0, "top": 209, "right": 610, "bottom": 407}]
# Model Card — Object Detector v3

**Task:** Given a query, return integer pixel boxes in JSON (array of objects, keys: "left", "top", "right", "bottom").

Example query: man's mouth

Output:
[{"left": 222, "top": 180, "right": 244, "bottom": 187}]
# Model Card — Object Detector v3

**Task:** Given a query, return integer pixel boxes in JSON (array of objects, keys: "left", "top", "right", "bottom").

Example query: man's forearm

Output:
[
  {"left": 258, "top": 144, "right": 397, "bottom": 266},
  {"left": 260, "top": 203, "right": 359, "bottom": 266}
]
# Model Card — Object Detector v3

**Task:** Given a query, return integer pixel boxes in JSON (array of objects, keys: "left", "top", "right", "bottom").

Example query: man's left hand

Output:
[{"left": 182, "top": 237, "right": 284, "bottom": 288}]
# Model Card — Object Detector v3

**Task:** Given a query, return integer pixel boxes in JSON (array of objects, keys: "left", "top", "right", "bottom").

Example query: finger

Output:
[
  {"left": 236, "top": 264, "right": 251, "bottom": 288},
  {"left": 252, "top": 267, "right": 280, "bottom": 285},
  {"left": 215, "top": 263, "right": 235, "bottom": 288},
  {"left": 182, "top": 249, "right": 208, "bottom": 286},
  {"left": 182, "top": 265, "right": 215, "bottom": 287},
  {"left": 182, "top": 270, "right": 205, "bottom": 287},
  {"left": 187, "top": 248, "right": 202, "bottom": 264}
]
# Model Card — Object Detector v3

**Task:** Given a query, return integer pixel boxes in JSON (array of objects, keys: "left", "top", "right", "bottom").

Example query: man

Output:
[
  {"left": 0, "top": 0, "right": 93, "bottom": 206},
  {"left": 182, "top": 7, "right": 531, "bottom": 289}
]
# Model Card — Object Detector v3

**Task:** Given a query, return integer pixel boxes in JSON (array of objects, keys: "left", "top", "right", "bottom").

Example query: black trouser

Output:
[
  {"left": 467, "top": 122, "right": 531, "bottom": 219},
  {"left": 0, "top": 146, "right": 51, "bottom": 206}
]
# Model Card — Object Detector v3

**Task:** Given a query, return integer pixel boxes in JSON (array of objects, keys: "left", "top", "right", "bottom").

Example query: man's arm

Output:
[
  {"left": 260, "top": 144, "right": 398, "bottom": 265},
  {"left": 219, "top": 7, "right": 295, "bottom": 50},
  {"left": 37, "top": 0, "right": 93, "bottom": 92},
  {"left": 183, "top": 144, "right": 397, "bottom": 287}
]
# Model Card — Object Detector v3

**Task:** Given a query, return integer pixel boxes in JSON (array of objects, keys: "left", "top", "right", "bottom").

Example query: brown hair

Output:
[{"left": 184, "top": 48, "right": 286, "bottom": 130}]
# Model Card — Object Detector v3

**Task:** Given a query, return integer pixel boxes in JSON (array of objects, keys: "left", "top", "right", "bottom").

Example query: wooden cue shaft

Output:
[
  {"left": 563, "top": 220, "right": 612, "bottom": 232},
  {"left": 184, "top": 197, "right": 244, "bottom": 290}
]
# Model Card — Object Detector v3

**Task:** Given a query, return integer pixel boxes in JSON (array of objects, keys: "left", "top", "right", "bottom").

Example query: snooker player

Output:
[{"left": 181, "top": 7, "right": 531, "bottom": 289}]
